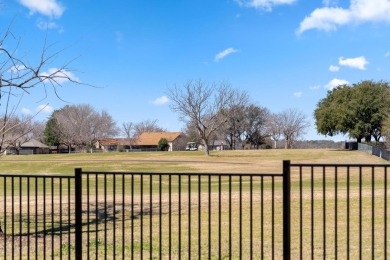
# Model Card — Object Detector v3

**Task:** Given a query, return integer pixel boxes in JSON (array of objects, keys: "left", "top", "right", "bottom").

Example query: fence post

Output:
[
  {"left": 75, "top": 168, "right": 83, "bottom": 260},
  {"left": 283, "top": 160, "right": 291, "bottom": 260}
]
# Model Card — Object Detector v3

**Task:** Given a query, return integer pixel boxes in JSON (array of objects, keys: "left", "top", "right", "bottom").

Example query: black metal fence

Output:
[
  {"left": 0, "top": 174, "right": 78, "bottom": 259},
  {"left": 289, "top": 163, "right": 389, "bottom": 259},
  {"left": 0, "top": 161, "right": 389, "bottom": 259}
]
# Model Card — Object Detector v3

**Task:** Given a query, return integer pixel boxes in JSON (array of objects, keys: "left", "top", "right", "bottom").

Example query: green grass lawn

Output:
[
  {"left": 0, "top": 149, "right": 388, "bottom": 259},
  {"left": 0, "top": 148, "right": 388, "bottom": 174}
]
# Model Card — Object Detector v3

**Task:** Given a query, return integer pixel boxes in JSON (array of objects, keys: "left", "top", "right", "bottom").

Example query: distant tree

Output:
[
  {"left": 241, "top": 104, "right": 270, "bottom": 149},
  {"left": 30, "top": 120, "right": 46, "bottom": 142},
  {"left": 52, "top": 104, "right": 118, "bottom": 153},
  {"left": 182, "top": 119, "right": 202, "bottom": 144},
  {"left": 134, "top": 119, "right": 166, "bottom": 137},
  {"left": 157, "top": 138, "right": 169, "bottom": 151},
  {"left": 384, "top": 116, "right": 390, "bottom": 149},
  {"left": 267, "top": 113, "right": 283, "bottom": 148},
  {"left": 279, "top": 108, "right": 309, "bottom": 149},
  {"left": 221, "top": 89, "right": 249, "bottom": 150},
  {"left": 168, "top": 80, "right": 236, "bottom": 156},
  {"left": 0, "top": 26, "right": 88, "bottom": 154},
  {"left": 121, "top": 122, "right": 136, "bottom": 150},
  {"left": 43, "top": 116, "right": 61, "bottom": 150},
  {"left": 0, "top": 114, "right": 34, "bottom": 150},
  {"left": 315, "top": 80, "right": 390, "bottom": 142}
]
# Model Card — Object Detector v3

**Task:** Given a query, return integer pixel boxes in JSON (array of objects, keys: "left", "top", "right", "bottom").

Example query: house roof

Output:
[
  {"left": 21, "top": 139, "right": 49, "bottom": 148},
  {"left": 136, "top": 132, "right": 182, "bottom": 145},
  {"left": 98, "top": 138, "right": 128, "bottom": 146},
  {"left": 98, "top": 132, "right": 182, "bottom": 146}
]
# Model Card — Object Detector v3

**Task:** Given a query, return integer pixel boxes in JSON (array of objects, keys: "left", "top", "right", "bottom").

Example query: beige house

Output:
[{"left": 96, "top": 132, "right": 183, "bottom": 152}]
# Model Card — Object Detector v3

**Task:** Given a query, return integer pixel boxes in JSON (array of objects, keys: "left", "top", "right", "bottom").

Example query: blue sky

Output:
[{"left": 2, "top": 0, "right": 390, "bottom": 141}]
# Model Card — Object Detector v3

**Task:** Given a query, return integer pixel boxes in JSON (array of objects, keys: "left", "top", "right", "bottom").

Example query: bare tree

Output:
[
  {"left": 30, "top": 120, "right": 46, "bottom": 142},
  {"left": 0, "top": 114, "right": 33, "bottom": 152},
  {"left": 134, "top": 119, "right": 166, "bottom": 137},
  {"left": 221, "top": 89, "right": 249, "bottom": 150},
  {"left": 168, "top": 80, "right": 235, "bottom": 156},
  {"left": 0, "top": 26, "right": 88, "bottom": 154},
  {"left": 279, "top": 108, "right": 310, "bottom": 149},
  {"left": 267, "top": 113, "right": 283, "bottom": 149},
  {"left": 53, "top": 104, "right": 117, "bottom": 153},
  {"left": 122, "top": 122, "right": 135, "bottom": 151}
]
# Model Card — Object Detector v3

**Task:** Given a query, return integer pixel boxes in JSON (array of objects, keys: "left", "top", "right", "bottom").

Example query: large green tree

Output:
[
  {"left": 43, "top": 116, "right": 61, "bottom": 149},
  {"left": 315, "top": 80, "right": 390, "bottom": 142}
]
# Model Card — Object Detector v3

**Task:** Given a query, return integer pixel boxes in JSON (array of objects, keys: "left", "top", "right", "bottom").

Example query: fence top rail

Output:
[
  {"left": 0, "top": 174, "right": 74, "bottom": 178},
  {"left": 80, "top": 171, "right": 284, "bottom": 178},
  {"left": 290, "top": 163, "right": 390, "bottom": 167}
]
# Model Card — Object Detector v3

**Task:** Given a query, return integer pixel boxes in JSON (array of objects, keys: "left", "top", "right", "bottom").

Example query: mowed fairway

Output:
[
  {"left": 0, "top": 148, "right": 388, "bottom": 174},
  {"left": 0, "top": 149, "right": 388, "bottom": 259}
]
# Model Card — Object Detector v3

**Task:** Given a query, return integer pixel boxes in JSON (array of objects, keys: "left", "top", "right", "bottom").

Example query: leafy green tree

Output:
[
  {"left": 315, "top": 80, "right": 390, "bottom": 142},
  {"left": 157, "top": 138, "right": 169, "bottom": 151},
  {"left": 383, "top": 116, "right": 390, "bottom": 149},
  {"left": 43, "top": 116, "right": 61, "bottom": 149}
]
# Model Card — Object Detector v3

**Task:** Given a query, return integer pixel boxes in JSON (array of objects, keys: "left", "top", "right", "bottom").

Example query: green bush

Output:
[{"left": 157, "top": 138, "right": 169, "bottom": 151}]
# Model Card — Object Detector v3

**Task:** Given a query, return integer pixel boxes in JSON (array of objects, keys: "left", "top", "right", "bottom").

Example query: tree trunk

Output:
[{"left": 201, "top": 139, "right": 210, "bottom": 156}]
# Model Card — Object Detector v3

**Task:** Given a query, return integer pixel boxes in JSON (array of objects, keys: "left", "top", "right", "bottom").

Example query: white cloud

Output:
[
  {"left": 36, "top": 105, "right": 54, "bottom": 113},
  {"left": 329, "top": 65, "right": 340, "bottom": 72},
  {"left": 214, "top": 48, "right": 238, "bottom": 62},
  {"left": 385, "top": 51, "right": 390, "bottom": 57},
  {"left": 293, "top": 92, "right": 303, "bottom": 97},
  {"left": 40, "top": 68, "right": 79, "bottom": 84},
  {"left": 338, "top": 56, "right": 368, "bottom": 70},
  {"left": 18, "top": 0, "right": 65, "bottom": 18},
  {"left": 322, "top": 0, "right": 339, "bottom": 6},
  {"left": 22, "top": 108, "right": 31, "bottom": 115},
  {"left": 325, "top": 78, "right": 350, "bottom": 90},
  {"left": 37, "top": 19, "right": 59, "bottom": 30},
  {"left": 309, "top": 85, "right": 321, "bottom": 90},
  {"left": 297, "top": 0, "right": 390, "bottom": 34},
  {"left": 152, "top": 96, "right": 169, "bottom": 105},
  {"left": 236, "top": 0, "right": 296, "bottom": 11}
]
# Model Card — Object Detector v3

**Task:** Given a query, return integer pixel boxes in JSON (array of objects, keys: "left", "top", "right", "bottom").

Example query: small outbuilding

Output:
[{"left": 19, "top": 139, "right": 51, "bottom": 155}]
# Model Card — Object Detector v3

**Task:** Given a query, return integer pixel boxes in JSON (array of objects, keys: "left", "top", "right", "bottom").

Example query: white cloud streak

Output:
[
  {"left": 309, "top": 85, "right": 321, "bottom": 90},
  {"left": 293, "top": 92, "right": 303, "bottom": 98},
  {"left": 18, "top": 0, "right": 65, "bottom": 18},
  {"left": 236, "top": 0, "right": 296, "bottom": 11},
  {"left": 329, "top": 65, "right": 340, "bottom": 72},
  {"left": 36, "top": 105, "right": 54, "bottom": 113},
  {"left": 325, "top": 78, "right": 350, "bottom": 90},
  {"left": 22, "top": 108, "right": 31, "bottom": 115},
  {"left": 40, "top": 68, "right": 79, "bottom": 84},
  {"left": 152, "top": 96, "right": 169, "bottom": 105},
  {"left": 214, "top": 48, "right": 238, "bottom": 62},
  {"left": 338, "top": 56, "right": 368, "bottom": 70},
  {"left": 37, "top": 19, "right": 59, "bottom": 30},
  {"left": 297, "top": 0, "right": 390, "bottom": 34}
]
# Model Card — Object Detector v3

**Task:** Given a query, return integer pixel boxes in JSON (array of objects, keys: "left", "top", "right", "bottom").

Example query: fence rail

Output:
[
  {"left": 0, "top": 161, "right": 389, "bottom": 259},
  {"left": 290, "top": 163, "right": 389, "bottom": 259},
  {"left": 0, "top": 174, "right": 77, "bottom": 259}
]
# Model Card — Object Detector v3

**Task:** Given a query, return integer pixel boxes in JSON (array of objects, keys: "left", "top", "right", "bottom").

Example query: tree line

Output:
[{"left": 168, "top": 80, "right": 310, "bottom": 155}]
